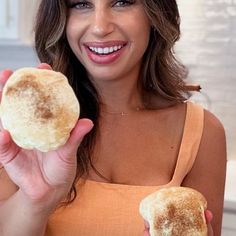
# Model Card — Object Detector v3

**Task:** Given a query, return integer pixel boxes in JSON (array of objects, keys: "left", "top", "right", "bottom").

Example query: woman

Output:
[{"left": 0, "top": 0, "right": 226, "bottom": 235}]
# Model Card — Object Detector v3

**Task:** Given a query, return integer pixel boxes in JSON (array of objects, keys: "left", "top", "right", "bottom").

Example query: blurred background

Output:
[
  {"left": 0, "top": 0, "right": 235, "bottom": 234},
  {"left": 175, "top": 2, "right": 236, "bottom": 234}
]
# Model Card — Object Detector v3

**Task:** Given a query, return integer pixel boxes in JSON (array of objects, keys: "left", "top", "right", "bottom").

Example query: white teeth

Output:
[
  {"left": 103, "top": 47, "right": 109, "bottom": 54},
  {"left": 88, "top": 45, "right": 124, "bottom": 55},
  {"left": 98, "top": 48, "right": 103, "bottom": 54}
]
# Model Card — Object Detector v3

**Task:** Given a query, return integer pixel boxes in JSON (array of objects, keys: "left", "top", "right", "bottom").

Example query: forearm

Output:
[{"left": 0, "top": 191, "right": 52, "bottom": 236}]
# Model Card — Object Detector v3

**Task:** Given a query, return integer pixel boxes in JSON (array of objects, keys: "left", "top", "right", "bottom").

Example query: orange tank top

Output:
[{"left": 45, "top": 102, "right": 204, "bottom": 236}]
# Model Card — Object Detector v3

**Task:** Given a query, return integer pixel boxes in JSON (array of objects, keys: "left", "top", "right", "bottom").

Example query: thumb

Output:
[
  {"left": 0, "top": 130, "right": 19, "bottom": 165},
  {"left": 144, "top": 220, "right": 150, "bottom": 229},
  {"left": 0, "top": 69, "right": 13, "bottom": 85},
  {"left": 205, "top": 210, "right": 214, "bottom": 236},
  {"left": 205, "top": 210, "right": 213, "bottom": 223},
  {"left": 59, "top": 118, "right": 94, "bottom": 156},
  {"left": 68, "top": 118, "right": 94, "bottom": 148},
  {"left": 143, "top": 220, "right": 150, "bottom": 236}
]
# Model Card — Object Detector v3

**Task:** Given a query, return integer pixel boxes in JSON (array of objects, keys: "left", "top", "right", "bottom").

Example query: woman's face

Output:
[{"left": 66, "top": 0, "right": 151, "bottom": 82}]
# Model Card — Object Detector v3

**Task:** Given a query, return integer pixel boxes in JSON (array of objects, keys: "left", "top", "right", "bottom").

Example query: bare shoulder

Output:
[
  {"left": 0, "top": 168, "right": 18, "bottom": 201},
  {"left": 203, "top": 109, "right": 226, "bottom": 141},
  {"left": 186, "top": 107, "right": 226, "bottom": 171},
  {"left": 199, "top": 109, "right": 227, "bottom": 171},
  {"left": 197, "top": 109, "right": 226, "bottom": 176},
  {"left": 182, "top": 108, "right": 227, "bottom": 236}
]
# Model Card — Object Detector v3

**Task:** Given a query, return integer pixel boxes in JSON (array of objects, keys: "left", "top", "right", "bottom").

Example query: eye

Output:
[
  {"left": 113, "top": 0, "right": 135, "bottom": 7},
  {"left": 67, "top": 0, "right": 92, "bottom": 10}
]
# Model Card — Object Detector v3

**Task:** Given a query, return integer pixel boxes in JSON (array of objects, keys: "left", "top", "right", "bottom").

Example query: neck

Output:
[
  {"left": 92, "top": 77, "right": 144, "bottom": 114},
  {"left": 100, "top": 84, "right": 144, "bottom": 114}
]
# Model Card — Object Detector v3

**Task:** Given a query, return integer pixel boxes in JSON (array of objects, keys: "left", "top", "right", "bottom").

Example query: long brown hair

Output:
[{"left": 34, "top": 0, "right": 188, "bottom": 203}]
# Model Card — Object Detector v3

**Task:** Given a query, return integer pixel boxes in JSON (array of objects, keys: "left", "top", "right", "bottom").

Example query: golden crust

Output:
[
  {"left": 139, "top": 187, "right": 207, "bottom": 236},
  {"left": 0, "top": 68, "right": 80, "bottom": 152}
]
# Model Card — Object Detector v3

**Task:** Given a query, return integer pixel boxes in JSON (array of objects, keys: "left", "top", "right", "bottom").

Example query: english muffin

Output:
[
  {"left": 139, "top": 186, "right": 207, "bottom": 236},
  {"left": 0, "top": 67, "right": 80, "bottom": 152}
]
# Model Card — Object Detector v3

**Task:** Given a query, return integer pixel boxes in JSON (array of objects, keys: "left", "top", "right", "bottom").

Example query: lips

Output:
[{"left": 83, "top": 41, "right": 127, "bottom": 65}]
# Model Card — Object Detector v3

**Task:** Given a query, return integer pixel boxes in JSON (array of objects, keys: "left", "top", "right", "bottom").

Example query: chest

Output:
[{"left": 89, "top": 109, "right": 185, "bottom": 185}]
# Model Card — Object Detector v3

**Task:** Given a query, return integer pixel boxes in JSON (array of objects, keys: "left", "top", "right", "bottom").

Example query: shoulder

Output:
[
  {"left": 182, "top": 107, "right": 227, "bottom": 235},
  {"left": 186, "top": 105, "right": 226, "bottom": 174},
  {"left": 201, "top": 108, "right": 226, "bottom": 155},
  {"left": 199, "top": 108, "right": 226, "bottom": 170},
  {"left": 181, "top": 102, "right": 226, "bottom": 178},
  {"left": 203, "top": 108, "right": 225, "bottom": 137},
  {"left": 188, "top": 102, "right": 225, "bottom": 144}
]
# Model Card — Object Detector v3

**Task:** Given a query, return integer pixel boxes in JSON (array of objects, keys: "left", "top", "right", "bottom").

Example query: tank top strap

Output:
[{"left": 170, "top": 101, "right": 204, "bottom": 185}]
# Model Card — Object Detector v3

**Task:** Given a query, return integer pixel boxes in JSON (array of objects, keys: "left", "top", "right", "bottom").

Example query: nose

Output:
[{"left": 91, "top": 9, "right": 114, "bottom": 37}]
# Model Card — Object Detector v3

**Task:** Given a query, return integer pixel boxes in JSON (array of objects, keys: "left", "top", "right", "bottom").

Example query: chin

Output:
[{"left": 89, "top": 70, "right": 121, "bottom": 82}]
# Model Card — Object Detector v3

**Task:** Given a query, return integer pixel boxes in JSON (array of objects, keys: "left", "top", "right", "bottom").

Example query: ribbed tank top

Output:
[{"left": 45, "top": 102, "right": 204, "bottom": 236}]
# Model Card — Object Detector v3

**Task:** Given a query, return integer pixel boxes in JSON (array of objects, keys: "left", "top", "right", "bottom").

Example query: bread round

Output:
[
  {"left": 0, "top": 67, "right": 80, "bottom": 152},
  {"left": 139, "top": 186, "right": 207, "bottom": 236}
]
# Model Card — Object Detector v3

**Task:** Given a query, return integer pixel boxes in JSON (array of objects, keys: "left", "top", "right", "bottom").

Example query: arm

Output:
[
  {"left": 0, "top": 191, "right": 49, "bottom": 236},
  {"left": 182, "top": 109, "right": 227, "bottom": 236},
  {"left": 0, "top": 120, "right": 93, "bottom": 236},
  {"left": 0, "top": 66, "right": 94, "bottom": 236},
  {"left": 0, "top": 169, "right": 50, "bottom": 236}
]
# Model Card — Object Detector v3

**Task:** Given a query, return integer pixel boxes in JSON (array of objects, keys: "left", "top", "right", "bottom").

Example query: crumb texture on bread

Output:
[
  {"left": 139, "top": 187, "right": 207, "bottom": 236},
  {"left": 0, "top": 67, "right": 80, "bottom": 152}
]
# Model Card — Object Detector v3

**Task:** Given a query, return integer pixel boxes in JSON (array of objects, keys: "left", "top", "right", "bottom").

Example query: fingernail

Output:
[{"left": 37, "top": 63, "right": 52, "bottom": 70}]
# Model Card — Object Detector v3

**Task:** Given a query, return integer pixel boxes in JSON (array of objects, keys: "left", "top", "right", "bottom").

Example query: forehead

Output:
[{"left": 65, "top": 0, "right": 143, "bottom": 4}]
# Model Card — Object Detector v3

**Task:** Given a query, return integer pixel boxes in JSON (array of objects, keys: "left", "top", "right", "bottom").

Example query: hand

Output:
[
  {"left": 0, "top": 64, "right": 93, "bottom": 214},
  {"left": 205, "top": 210, "right": 214, "bottom": 236},
  {"left": 143, "top": 220, "right": 150, "bottom": 236},
  {"left": 143, "top": 210, "right": 214, "bottom": 236}
]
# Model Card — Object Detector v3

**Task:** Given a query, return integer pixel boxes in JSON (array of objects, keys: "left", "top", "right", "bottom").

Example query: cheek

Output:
[
  {"left": 66, "top": 21, "right": 88, "bottom": 67},
  {"left": 66, "top": 17, "right": 83, "bottom": 52},
  {"left": 139, "top": 16, "right": 151, "bottom": 44},
  {"left": 66, "top": 21, "right": 75, "bottom": 49},
  {"left": 123, "top": 13, "right": 151, "bottom": 48},
  {"left": 139, "top": 20, "right": 151, "bottom": 52},
  {"left": 132, "top": 24, "right": 151, "bottom": 54}
]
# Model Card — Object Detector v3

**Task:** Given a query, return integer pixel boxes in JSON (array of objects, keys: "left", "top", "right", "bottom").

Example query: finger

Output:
[
  {"left": 0, "top": 130, "right": 19, "bottom": 165},
  {"left": 68, "top": 118, "right": 94, "bottom": 148},
  {"left": 205, "top": 210, "right": 213, "bottom": 223},
  {"left": 58, "top": 119, "right": 94, "bottom": 158},
  {"left": 0, "top": 69, "right": 13, "bottom": 88},
  {"left": 144, "top": 220, "right": 150, "bottom": 229},
  {"left": 143, "top": 220, "right": 150, "bottom": 236},
  {"left": 207, "top": 223, "right": 214, "bottom": 236},
  {"left": 37, "top": 63, "right": 52, "bottom": 70},
  {"left": 205, "top": 210, "right": 214, "bottom": 236},
  {"left": 143, "top": 229, "right": 150, "bottom": 236}
]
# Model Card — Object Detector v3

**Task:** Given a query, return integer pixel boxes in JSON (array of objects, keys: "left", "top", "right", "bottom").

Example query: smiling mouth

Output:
[{"left": 87, "top": 44, "right": 126, "bottom": 55}]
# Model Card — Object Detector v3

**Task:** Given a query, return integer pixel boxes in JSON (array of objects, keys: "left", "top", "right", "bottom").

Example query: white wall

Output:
[
  {"left": 0, "top": 0, "right": 38, "bottom": 44},
  {"left": 177, "top": 0, "right": 236, "bottom": 161},
  {"left": 0, "top": 0, "right": 19, "bottom": 39}
]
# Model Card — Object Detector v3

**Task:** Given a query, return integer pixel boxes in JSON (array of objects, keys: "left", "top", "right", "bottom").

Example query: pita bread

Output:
[
  {"left": 0, "top": 67, "right": 80, "bottom": 152},
  {"left": 139, "top": 186, "right": 207, "bottom": 236}
]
